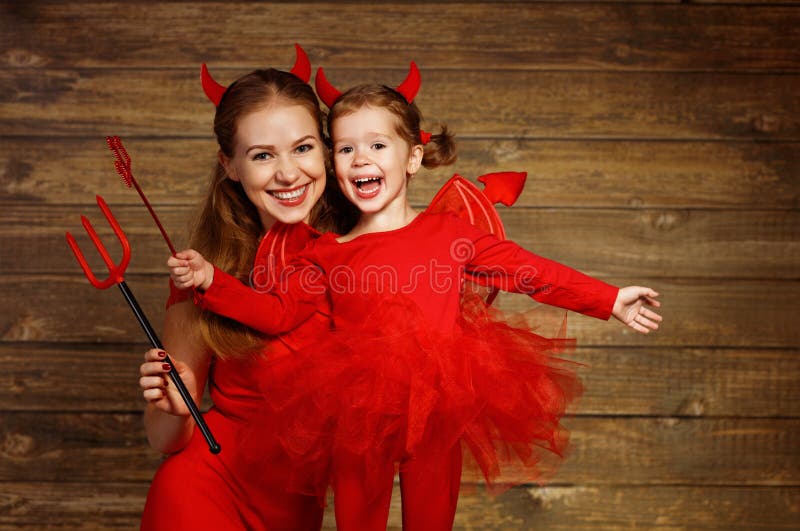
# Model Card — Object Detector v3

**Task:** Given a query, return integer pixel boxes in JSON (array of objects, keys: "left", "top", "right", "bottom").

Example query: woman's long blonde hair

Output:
[{"left": 191, "top": 68, "right": 355, "bottom": 359}]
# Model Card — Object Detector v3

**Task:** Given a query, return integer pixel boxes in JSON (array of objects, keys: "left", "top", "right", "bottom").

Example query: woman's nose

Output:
[{"left": 274, "top": 157, "right": 301, "bottom": 183}]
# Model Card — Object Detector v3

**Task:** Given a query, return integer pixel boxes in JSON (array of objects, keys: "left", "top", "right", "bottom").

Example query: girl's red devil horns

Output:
[
  {"left": 201, "top": 44, "right": 312, "bottom": 106},
  {"left": 314, "top": 67, "right": 342, "bottom": 108},
  {"left": 396, "top": 62, "right": 421, "bottom": 103},
  {"left": 315, "top": 61, "right": 422, "bottom": 108}
]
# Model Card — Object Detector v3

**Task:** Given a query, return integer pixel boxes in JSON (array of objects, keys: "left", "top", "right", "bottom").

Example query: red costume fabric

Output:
[
  {"left": 140, "top": 222, "right": 328, "bottom": 531},
  {"left": 194, "top": 211, "right": 619, "bottom": 507}
]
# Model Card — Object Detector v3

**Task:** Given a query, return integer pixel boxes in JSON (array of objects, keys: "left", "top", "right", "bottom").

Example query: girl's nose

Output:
[{"left": 352, "top": 148, "right": 370, "bottom": 167}]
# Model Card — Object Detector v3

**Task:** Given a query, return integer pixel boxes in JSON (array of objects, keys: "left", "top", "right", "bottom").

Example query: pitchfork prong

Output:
[
  {"left": 80, "top": 215, "right": 117, "bottom": 272},
  {"left": 66, "top": 231, "right": 114, "bottom": 289},
  {"left": 66, "top": 195, "right": 131, "bottom": 290},
  {"left": 94, "top": 195, "right": 131, "bottom": 272}
]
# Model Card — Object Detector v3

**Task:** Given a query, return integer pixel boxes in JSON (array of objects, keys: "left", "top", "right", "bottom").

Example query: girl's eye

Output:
[
  {"left": 337, "top": 146, "right": 353, "bottom": 155},
  {"left": 296, "top": 144, "right": 313, "bottom": 154},
  {"left": 372, "top": 143, "right": 386, "bottom": 150},
  {"left": 252, "top": 152, "right": 272, "bottom": 161}
]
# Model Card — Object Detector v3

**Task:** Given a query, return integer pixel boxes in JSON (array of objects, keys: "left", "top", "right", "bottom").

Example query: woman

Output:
[{"left": 138, "top": 47, "right": 356, "bottom": 530}]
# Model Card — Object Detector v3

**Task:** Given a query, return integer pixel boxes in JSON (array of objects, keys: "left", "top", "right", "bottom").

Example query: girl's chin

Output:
[
  {"left": 349, "top": 201, "right": 383, "bottom": 215},
  {"left": 346, "top": 188, "right": 385, "bottom": 206}
]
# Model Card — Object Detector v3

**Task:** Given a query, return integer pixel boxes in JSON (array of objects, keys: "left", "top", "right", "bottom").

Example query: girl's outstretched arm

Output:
[
  {"left": 171, "top": 244, "right": 326, "bottom": 336},
  {"left": 450, "top": 214, "right": 663, "bottom": 332},
  {"left": 611, "top": 286, "right": 662, "bottom": 334}
]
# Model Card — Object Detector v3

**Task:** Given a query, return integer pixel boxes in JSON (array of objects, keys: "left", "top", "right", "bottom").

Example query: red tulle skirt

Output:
[{"left": 246, "top": 292, "right": 583, "bottom": 497}]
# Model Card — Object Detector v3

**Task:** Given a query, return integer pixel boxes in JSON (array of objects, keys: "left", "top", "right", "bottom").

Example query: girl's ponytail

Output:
[{"left": 421, "top": 124, "right": 457, "bottom": 169}]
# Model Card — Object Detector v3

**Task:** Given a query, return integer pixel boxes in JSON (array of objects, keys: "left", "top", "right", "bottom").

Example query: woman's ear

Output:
[
  {"left": 406, "top": 144, "right": 424, "bottom": 176},
  {"left": 219, "top": 151, "right": 238, "bottom": 182}
]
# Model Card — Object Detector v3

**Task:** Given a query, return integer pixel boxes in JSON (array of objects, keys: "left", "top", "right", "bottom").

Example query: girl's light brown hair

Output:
[
  {"left": 328, "top": 84, "right": 457, "bottom": 169},
  {"left": 191, "top": 68, "right": 355, "bottom": 359}
]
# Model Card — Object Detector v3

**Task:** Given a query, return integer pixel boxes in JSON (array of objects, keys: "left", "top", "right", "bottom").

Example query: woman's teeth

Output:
[{"left": 270, "top": 185, "right": 307, "bottom": 201}]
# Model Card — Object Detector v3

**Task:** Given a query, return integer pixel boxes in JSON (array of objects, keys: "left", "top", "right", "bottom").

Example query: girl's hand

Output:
[
  {"left": 168, "top": 249, "right": 214, "bottom": 291},
  {"left": 612, "top": 286, "right": 662, "bottom": 334},
  {"left": 139, "top": 348, "right": 197, "bottom": 417}
]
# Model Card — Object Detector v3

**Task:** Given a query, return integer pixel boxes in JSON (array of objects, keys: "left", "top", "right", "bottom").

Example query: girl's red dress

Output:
[{"left": 195, "top": 211, "right": 619, "bottom": 497}]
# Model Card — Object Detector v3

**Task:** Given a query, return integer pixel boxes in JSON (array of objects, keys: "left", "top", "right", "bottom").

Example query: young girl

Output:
[
  {"left": 138, "top": 47, "right": 356, "bottom": 531},
  {"left": 169, "top": 68, "right": 662, "bottom": 530}
]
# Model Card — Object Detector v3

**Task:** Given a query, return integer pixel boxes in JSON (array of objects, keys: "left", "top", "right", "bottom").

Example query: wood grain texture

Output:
[
  {"left": 576, "top": 347, "right": 800, "bottom": 417},
  {"left": 1, "top": 483, "right": 797, "bottom": 530},
  {"left": 1, "top": 413, "right": 797, "bottom": 485},
  {"left": 2, "top": 275, "right": 797, "bottom": 347},
  {"left": 2, "top": 3, "right": 799, "bottom": 71},
  {"left": 5, "top": 204, "right": 798, "bottom": 278},
  {"left": 1, "top": 69, "right": 798, "bottom": 139},
  {"left": 0, "top": 482, "right": 149, "bottom": 531},
  {"left": 2, "top": 344, "right": 797, "bottom": 417},
  {"left": 0, "top": 343, "right": 146, "bottom": 412},
  {"left": 3, "top": 138, "right": 798, "bottom": 209},
  {"left": 692, "top": 0, "right": 800, "bottom": 5},
  {"left": 1, "top": 1, "right": 797, "bottom": 529},
  {"left": 493, "top": 277, "right": 800, "bottom": 348},
  {"left": 449, "top": 485, "right": 800, "bottom": 530}
]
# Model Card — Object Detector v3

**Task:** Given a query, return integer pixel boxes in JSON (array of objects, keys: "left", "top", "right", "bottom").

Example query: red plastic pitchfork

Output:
[{"left": 66, "top": 195, "right": 221, "bottom": 454}]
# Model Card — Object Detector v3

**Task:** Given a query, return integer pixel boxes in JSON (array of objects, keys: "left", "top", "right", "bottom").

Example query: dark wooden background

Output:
[{"left": 1, "top": 1, "right": 798, "bottom": 529}]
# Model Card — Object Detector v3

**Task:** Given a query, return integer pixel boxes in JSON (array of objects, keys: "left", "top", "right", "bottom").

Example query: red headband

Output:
[
  {"left": 315, "top": 61, "right": 421, "bottom": 108},
  {"left": 315, "top": 61, "right": 430, "bottom": 144},
  {"left": 200, "top": 43, "right": 312, "bottom": 106}
]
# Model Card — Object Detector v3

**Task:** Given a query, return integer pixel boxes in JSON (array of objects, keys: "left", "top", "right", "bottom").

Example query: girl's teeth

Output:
[
  {"left": 354, "top": 177, "right": 381, "bottom": 195},
  {"left": 354, "top": 177, "right": 381, "bottom": 189}
]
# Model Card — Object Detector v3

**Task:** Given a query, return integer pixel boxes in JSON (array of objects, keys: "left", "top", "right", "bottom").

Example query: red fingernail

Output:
[
  {"left": 158, "top": 350, "right": 166, "bottom": 358},
  {"left": 162, "top": 363, "right": 172, "bottom": 371}
]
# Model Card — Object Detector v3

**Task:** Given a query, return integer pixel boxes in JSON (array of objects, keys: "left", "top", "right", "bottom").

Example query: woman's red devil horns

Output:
[
  {"left": 288, "top": 43, "right": 312, "bottom": 84},
  {"left": 200, "top": 44, "right": 312, "bottom": 106},
  {"left": 200, "top": 64, "right": 227, "bottom": 106},
  {"left": 315, "top": 61, "right": 421, "bottom": 108}
]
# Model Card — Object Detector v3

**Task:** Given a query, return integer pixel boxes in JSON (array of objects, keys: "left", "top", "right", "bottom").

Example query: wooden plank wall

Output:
[{"left": 1, "top": 1, "right": 798, "bottom": 529}]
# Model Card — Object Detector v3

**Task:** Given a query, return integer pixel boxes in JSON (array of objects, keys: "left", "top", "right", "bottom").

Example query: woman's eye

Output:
[
  {"left": 252, "top": 152, "right": 272, "bottom": 161},
  {"left": 296, "top": 144, "right": 313, "bottom": 154}
]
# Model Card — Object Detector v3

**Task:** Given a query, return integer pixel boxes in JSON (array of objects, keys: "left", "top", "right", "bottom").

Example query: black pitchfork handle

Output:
[{"left": 118, "top": 281, "right": 221, "bottom": 454}]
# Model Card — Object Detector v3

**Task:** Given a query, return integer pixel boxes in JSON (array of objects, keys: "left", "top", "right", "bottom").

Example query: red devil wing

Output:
[
  {"left": 426, "top": 171, "right": 527, "bottom": 238},
  {"left": 426, "top": 171, "right": 527, "bottom": 305}
]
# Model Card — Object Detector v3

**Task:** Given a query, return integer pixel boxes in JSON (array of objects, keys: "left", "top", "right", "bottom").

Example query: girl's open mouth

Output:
[{"left": 352, "top": 176, "right": 383, "bottom": 199}]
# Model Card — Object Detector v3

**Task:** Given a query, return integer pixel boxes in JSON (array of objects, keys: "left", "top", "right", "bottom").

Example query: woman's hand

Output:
[
  {"left": 168, "top": 249, "right": 215, "bottom": 291},
  {"left": 139, "top": 348, "right": 197, "bottom": 417},
  {"left": 612, "top": 286, "right": 662, "bottom": 334}
]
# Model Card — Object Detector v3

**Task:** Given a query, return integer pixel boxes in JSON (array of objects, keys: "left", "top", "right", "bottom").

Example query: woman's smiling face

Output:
[{"left": 221, "top": 103, "right": 327, "bottom": 228}]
